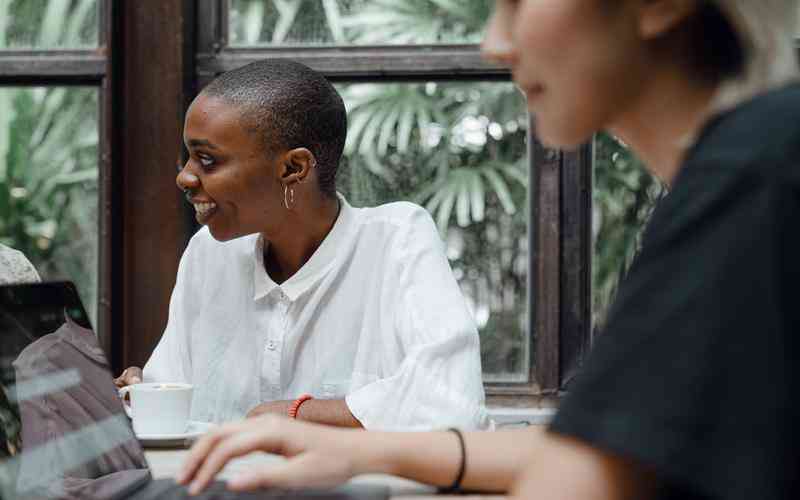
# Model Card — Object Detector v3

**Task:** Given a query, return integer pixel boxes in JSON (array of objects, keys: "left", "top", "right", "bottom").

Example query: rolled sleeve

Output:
[
  {"left": 347, "top": 207, "right": 489, "bottom": 430},
  {"left": 346, "top": 333, "right": 489, "bottom": 430}
]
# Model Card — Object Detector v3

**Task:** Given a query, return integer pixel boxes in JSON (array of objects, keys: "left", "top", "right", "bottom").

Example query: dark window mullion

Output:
[
  {"left": 559, "top": 144, "right": 593, "bottom": 390},
  {"left": 532, "top": 135, "right": 562, "bottom": 392},
  {"left": 98, "top": 0, "right": 108, "bottom": 46},
  {"left": 0, "top": 50, "right": 105, "bottom": 83},
  {"left": 197, "top": 0, "right": 226, "bottom": 56},
  {"left": 197, "top": 45, "right": 505, "bottom": 80}
]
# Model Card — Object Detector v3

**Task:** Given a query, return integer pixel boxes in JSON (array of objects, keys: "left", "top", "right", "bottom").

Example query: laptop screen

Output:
[{"left": 0, "top": 282, "right": 150, "bottom": 499}]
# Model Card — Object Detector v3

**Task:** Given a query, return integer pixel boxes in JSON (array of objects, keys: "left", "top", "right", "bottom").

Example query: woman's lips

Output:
[{"left": 193, "top": 201, "right": 218, "bottom": 224}]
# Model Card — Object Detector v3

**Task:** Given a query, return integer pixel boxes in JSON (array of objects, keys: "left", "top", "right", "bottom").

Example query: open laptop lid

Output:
[{"left": 0, "top": 281, "right": 150, "bottom": 499}]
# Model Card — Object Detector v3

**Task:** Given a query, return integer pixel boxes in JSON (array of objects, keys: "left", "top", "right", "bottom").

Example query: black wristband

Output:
[{"left": 438, "top": 428, "right": 466, "bottom": 494}]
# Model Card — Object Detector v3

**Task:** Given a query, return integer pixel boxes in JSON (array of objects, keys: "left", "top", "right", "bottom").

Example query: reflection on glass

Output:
[
  {"left": 336, "top": 82, "right": 530, "bottom": 383},
  {"left": 0, "top": 0, "right": 98, "bottom": 50},
  {"left": 0, "top": 87, "right": 99, "bottom": 325},
  {"left": 0, "top": 282, "right": 149, "bottom": 499},
  {"left": 592, "top": 133, "right": 664, "bottom": 332},
  {"left": 229, "top": 0, "right": 491, "bottom": 46}
]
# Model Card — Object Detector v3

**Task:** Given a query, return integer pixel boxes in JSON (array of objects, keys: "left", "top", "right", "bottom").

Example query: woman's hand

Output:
[
  {"left": 113, "top": 366, "right": 142, "bottom": 387},
  {"left": 245, "top": 401, "right": 290, "bottom": 418},
  {"left": 177, "top": 415, "right": 364, "bottom": 494}
]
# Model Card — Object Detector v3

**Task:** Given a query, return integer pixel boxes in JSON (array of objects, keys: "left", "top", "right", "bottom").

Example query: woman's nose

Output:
[{"left": 176, "top": 163, "right": 200, "bottom": 193}]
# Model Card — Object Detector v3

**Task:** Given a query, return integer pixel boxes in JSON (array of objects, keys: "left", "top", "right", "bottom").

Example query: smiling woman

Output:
[{"left": 116, "top": 59, "right": 490, "bottom": 432}]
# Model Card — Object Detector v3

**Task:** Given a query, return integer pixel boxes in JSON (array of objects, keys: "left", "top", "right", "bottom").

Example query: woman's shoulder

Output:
[
  {"left": 356, "top": 200, "right": 432, "bottom": 226},
  {"left": 0, "top": 244, "right": 40, "bottom": 284},
  {"left": 354, "top": 201, "right": 439, "bottom": 240},
  {"left": 689, "top": 82, "right": 800, "bottom": 178},
  {"left": 347, "top": 201, "right": 442, "bottom": 257}
]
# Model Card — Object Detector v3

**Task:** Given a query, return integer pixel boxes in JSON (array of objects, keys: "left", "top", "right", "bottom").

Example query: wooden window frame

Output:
[
  {"left": 0, "top": 0, "right": 113, "bottom": 357},
  {"left": 0, "top": 0, "right": 198, "bottom": 375}
]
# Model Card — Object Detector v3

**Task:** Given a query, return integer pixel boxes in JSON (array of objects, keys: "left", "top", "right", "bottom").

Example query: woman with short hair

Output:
[
  {"left": 177, "top": 1, "right": 800, "bottom": 499},
  {"left": 114, "top": 59, "right": 489, "bottom": 431}
]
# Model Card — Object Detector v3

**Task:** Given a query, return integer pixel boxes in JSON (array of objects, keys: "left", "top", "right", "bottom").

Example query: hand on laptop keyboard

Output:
[{"left": 177, "top": 415, "right": 361, "bottom": 495}]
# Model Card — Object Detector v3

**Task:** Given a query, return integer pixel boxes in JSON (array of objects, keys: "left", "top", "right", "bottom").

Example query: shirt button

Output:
[{"left": 266, "top": 340, "right": 277, "bottom": 351}]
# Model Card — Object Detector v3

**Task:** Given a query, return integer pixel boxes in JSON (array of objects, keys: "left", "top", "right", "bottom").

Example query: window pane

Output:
[
  {"left": 0, "top": 87, "right": 99, "bottom": 324},
  {"left": 0, "top": 0, "right": 98, "bottom": 50},
  {"left": 229, "top": 0, "right": 491, "bottom": 47},
  {"left": 592, "top": 133, "right": 664, "bottom": 332},
  {"left": 336, "top": 81, "right": 530, "bottom": 383}
]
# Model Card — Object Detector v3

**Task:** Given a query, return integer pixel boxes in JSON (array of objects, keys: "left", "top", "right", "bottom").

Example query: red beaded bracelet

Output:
[{"left": 288, "top": 394, "right": 313, "bottom": 419}]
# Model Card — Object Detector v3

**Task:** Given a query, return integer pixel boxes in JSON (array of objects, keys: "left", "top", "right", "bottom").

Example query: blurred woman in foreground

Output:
[{"left": 179, "top": 1, "right": 800, "bottom": 499}]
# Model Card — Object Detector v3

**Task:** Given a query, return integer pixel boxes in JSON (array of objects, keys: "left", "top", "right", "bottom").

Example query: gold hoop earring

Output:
[{"left": 284, "top": 185, "right": 290, "bottom": 210}]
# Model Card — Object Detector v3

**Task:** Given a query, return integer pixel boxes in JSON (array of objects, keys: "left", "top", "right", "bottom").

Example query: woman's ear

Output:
[
  {"left": 637, "top": 0, "right": 698, "bottom": 39},
  {"left": 281, "top": 148, "right": 316, "bottom": 184}
]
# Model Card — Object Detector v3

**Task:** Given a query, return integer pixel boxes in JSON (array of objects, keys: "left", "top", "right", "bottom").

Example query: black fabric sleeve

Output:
[{"left": 550, "top": 159, "right": 800, "bottom": 500}]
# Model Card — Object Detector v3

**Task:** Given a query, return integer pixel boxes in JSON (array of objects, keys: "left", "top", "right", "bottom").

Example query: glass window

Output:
[
  {"left": 0, "top": 87, "right": 99, "bottom": 324},
  {"left": 0, "top": 0, "right": 98, "bottom": 50},
  {"left": 592, "top": 133, "right": 664, "bottom": 332},
  {"left": 229, "top": 0, "right": 491, "bottom": 47},
  {"left": 336, "top": 81, "right": 530, "bottom": 382},
  {"left": 797, "top": 5, "right": 800, "bottom": 36}
]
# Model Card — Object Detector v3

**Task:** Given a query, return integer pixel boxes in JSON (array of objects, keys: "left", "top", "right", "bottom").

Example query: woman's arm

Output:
[
  {"left": 362, "top": 425, "right": 543, "bottom": 492},
  {"left": 245, "top": 399, "right": 362, "bottom": 428},
  {"left": 509, "top": 432, "right": 651, "bottom": 500},
  {"left": 177, "top": 415, "right": 541, "bottom": 494}
]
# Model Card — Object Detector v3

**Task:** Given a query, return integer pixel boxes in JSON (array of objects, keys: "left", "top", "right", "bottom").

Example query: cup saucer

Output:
[{"left": 136, "top": 420, "right": 215, "bottom": 448}]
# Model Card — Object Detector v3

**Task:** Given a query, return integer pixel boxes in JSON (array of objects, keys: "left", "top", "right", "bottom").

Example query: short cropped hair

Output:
[{"left": 202, "top": 59, "right": 347, "bottom": 198}]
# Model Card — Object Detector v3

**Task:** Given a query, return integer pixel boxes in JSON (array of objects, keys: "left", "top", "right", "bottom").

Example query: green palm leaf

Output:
[
  {"left": 38, "top": 0, "right": 71, "bottom": 47},
  {"left": 420, "top": 163, "right": 524, "bottom": 233}
]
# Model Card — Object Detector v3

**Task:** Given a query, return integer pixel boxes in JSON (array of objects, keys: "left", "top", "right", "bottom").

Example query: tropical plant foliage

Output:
[
  {"left": 0, "top": 0, "right": 99, "bottom": 318},
  {"left": 593, "top": 134, "right": 664, "bottom": 331},
  {"left": 229, "top": 0, "right": 490, "bottom": 45}
]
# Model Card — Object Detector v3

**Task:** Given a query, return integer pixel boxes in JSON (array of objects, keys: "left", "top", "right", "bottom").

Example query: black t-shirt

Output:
[{"left": 550, "top": 82, "right": 800, "bottom": 500}]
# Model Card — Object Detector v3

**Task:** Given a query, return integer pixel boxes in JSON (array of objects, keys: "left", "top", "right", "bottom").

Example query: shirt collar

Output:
[
  {"left": 61, "top": 315, "right": 109, "bottom": 364},
  {"left": 253, "top": 193, "right": 355, "bottom": 302}
]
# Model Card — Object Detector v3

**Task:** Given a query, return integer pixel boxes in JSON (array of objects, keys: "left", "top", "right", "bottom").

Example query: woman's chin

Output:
[
  {"left": 535, "top": 120, "right": 595, "bottom": 150},
  {"left": 207, "top": 224, "right": 237, "bottom": 242}
]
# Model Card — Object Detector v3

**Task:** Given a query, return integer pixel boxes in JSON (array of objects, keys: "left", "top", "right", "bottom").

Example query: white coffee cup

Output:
[{"left": 118, "top": 382, "right": 193, "bottom": 435}]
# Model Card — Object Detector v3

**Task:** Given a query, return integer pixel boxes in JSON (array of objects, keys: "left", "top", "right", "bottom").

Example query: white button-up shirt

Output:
[{"left": 144, "top": 196, "right": 489, "bottom": 430}]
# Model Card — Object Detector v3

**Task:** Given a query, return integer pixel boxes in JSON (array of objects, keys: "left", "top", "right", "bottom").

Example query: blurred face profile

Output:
[{"left": 482, "top": 0, "right": 651, "bottom": 148}]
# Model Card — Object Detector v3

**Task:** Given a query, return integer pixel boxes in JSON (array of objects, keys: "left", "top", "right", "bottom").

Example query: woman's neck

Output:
[
  {"left": 609, "top": 66, "right": 719, "bottom": 187},
  {"left": 262, "top": 195, "right": 341, "bottom": 284}
]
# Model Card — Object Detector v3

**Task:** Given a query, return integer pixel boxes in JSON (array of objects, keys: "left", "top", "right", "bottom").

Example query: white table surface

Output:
[{"left": 145, "top": 448, "right": 502, "bottom": 500}]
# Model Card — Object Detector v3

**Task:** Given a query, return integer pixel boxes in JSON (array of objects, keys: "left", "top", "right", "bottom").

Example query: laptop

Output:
[{"left": 0, "top": 281, "right": 389, "bottom": 500}]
